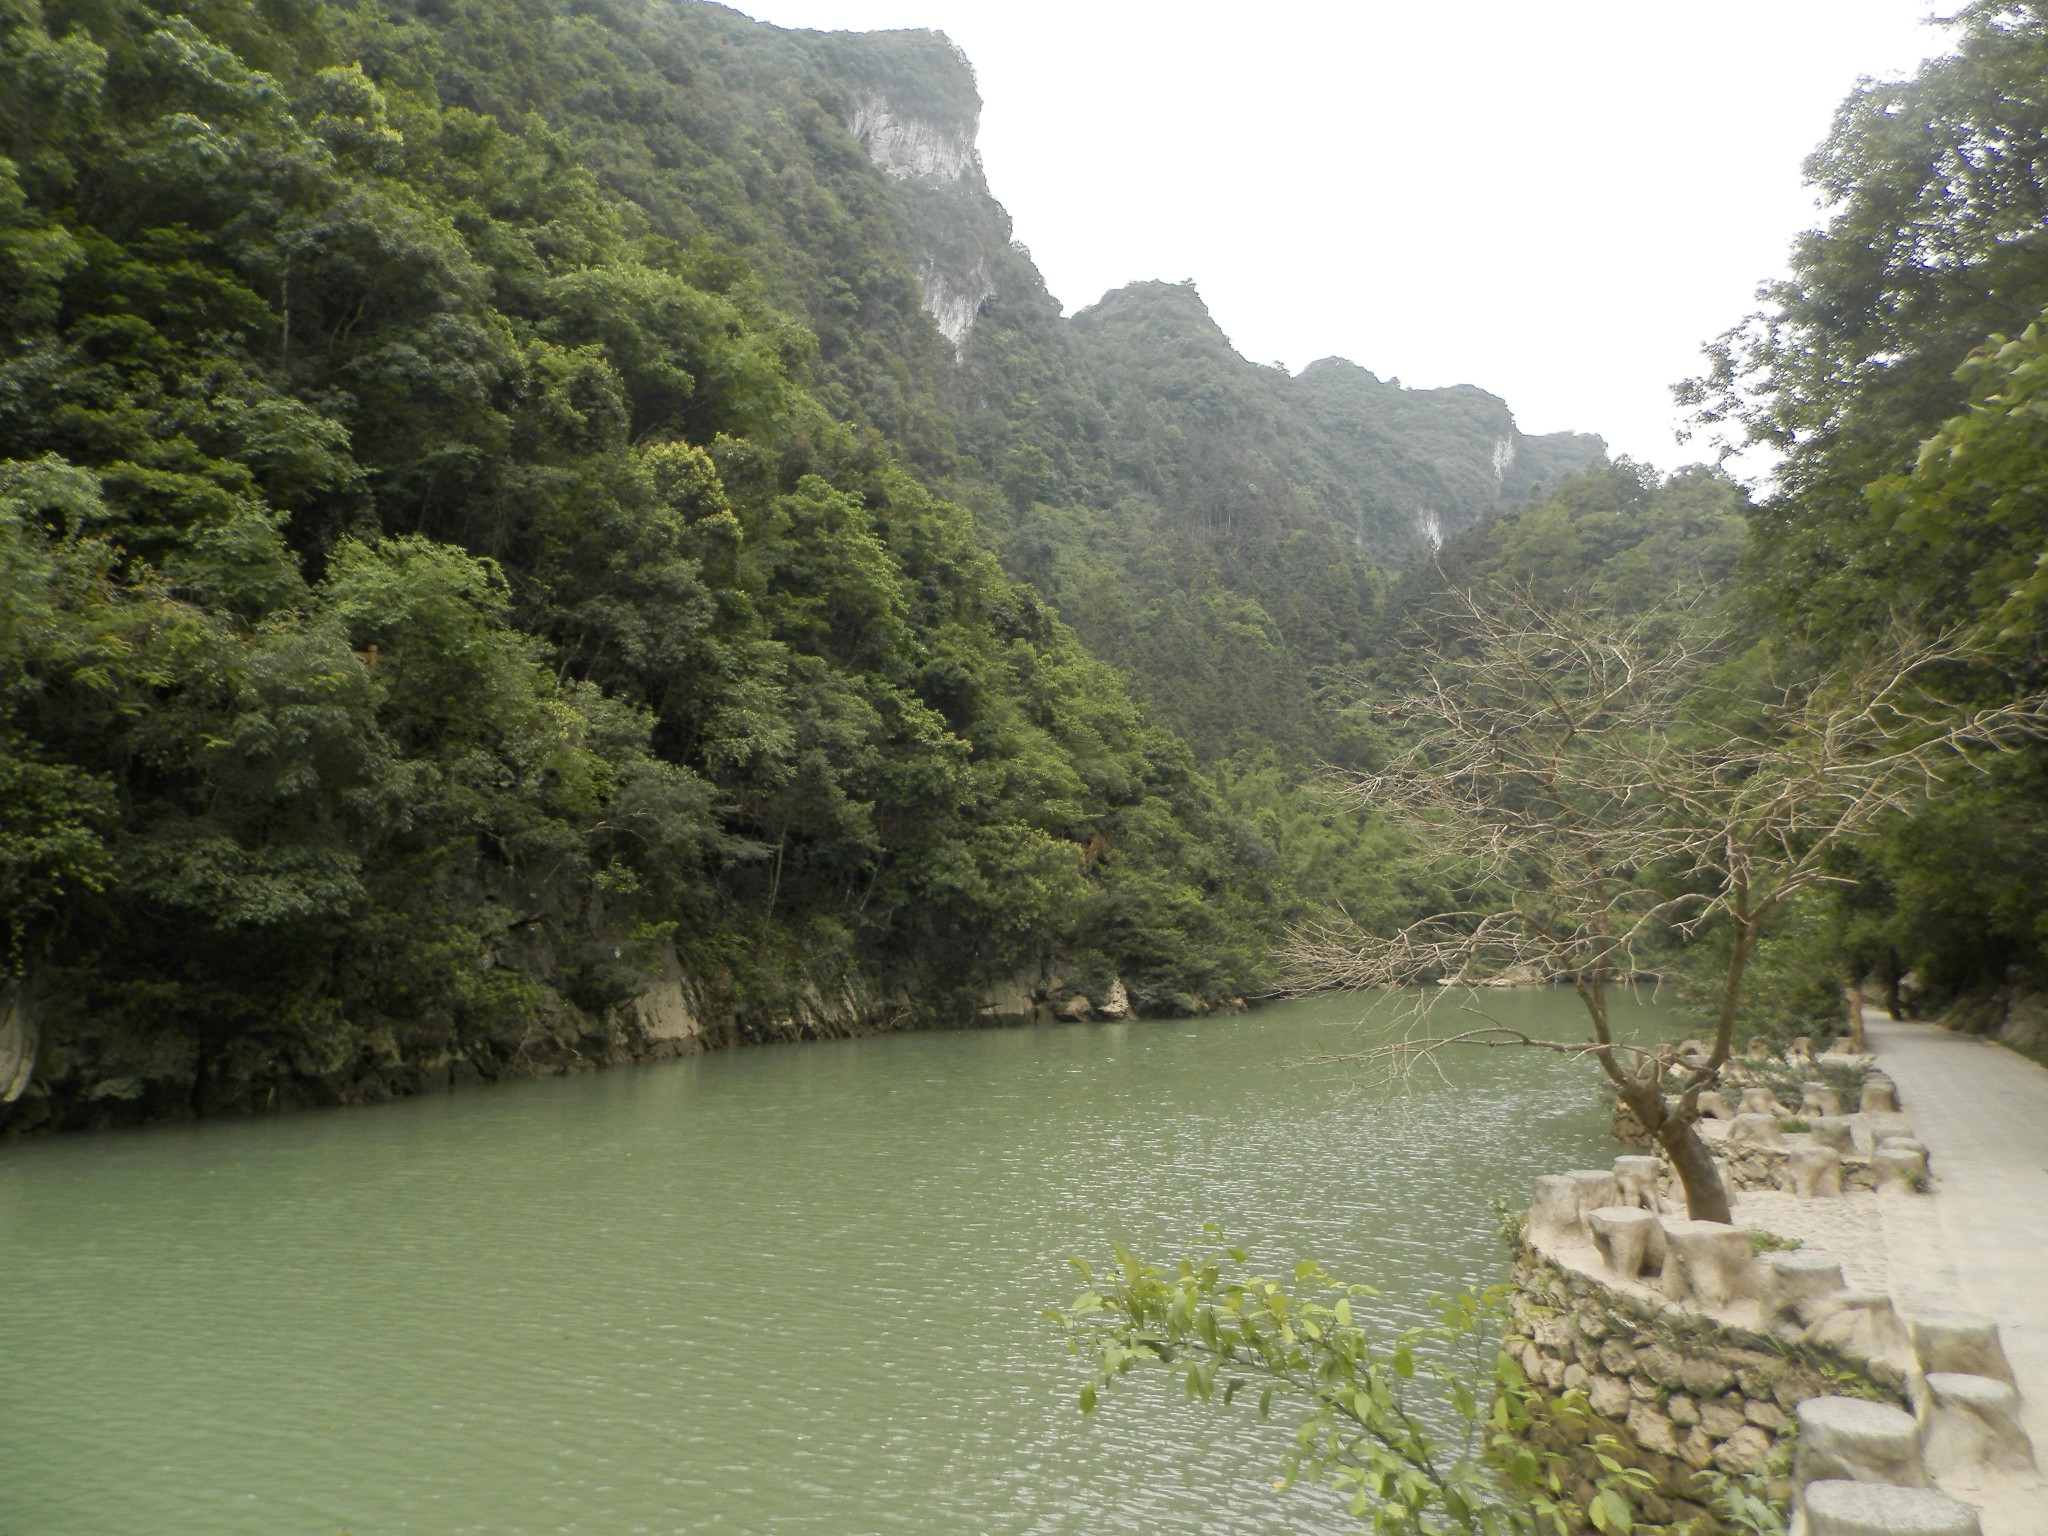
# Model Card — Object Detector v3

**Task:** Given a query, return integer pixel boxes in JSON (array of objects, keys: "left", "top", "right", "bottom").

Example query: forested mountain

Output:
[{"left": 0, "top": 0, "right": 1596, "bottom": 1127}]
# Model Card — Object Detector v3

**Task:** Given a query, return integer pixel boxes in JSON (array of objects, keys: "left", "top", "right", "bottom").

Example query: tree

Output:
[
  {"left": 1054, "top": 1236, "right": 1653, "bottom": 1536},
  {"left": 1677, "top": 1, "right": 2048, "bottom": 647},
  {"left": 1672, "top": 2, "right": 2048, "bottom": 1015},
  {"left": 1286, "top": 588, "right": 2048, "bottom": 1223}
]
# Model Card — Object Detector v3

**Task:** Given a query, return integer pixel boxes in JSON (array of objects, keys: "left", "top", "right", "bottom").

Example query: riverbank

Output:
[
  {"left": 1515, "top": 1005, "right": 2048, "bottom": 1534},
  {"left": 0, "top": 956, "right": 1251, "bottom": 1136}
]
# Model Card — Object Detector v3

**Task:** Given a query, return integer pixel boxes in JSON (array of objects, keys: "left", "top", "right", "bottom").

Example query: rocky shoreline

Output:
[{"left": 0, "top": 959, "right": 1247, "bottom": 1136}]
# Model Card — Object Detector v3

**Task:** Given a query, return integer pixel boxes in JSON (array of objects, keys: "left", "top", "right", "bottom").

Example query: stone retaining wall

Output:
[
  {"left": 1505, "top": 1245, "right": 1902, "bottom": 1532},
  {"left": 1698, "top": 1143, "right": 1880, "bottom": 1196}
]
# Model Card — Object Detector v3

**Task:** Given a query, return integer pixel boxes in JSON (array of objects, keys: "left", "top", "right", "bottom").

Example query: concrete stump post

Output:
[
  {"left": 1530, "top": 1171, "right": 1619, "bottom": 1245},
  {"left": 1921, "top": 1372, "right": 2034, "bottom": 1474},
  {"left": 1729, "top": 1111, "right": 1787, "bottom": 1148},
  {"left": 1788, "top": 1035, "right": 1814, "bottom": 1064},
  {"left": 1862, "top": 1076, "right": 1900, "bottom": 1114},
  {"left": 1794, "top": 1396, "right": 1928, "bottom": 1491},
  {"left": 1566, "top": 1169, "right": 1619, "bottom": 1230},
  {"left": 1697, "top": 1088, "right": 1734, "bottom": 1120},
  {"left": 1588, "top": 1205, "right": 1666, "bottom": 1280},
  {"left": 1808, "top": 1117, "right": 1857, "bottom": 1154},
  {"left": 1875, "top": 1146, "right": 1928, "bottom": 1195},
  {"left": 1910, "top": 1313, "right": 2016, "bottom": 1387},
  {"left": 1785, "top": 1144, "right": 1844, "bottom": 1199},
  {"left": 1528, "top": 1175, "right": 1583, "bottom": 1246},
  {"left": 1802, "top": 1480, "right": 1981, "bottom": 1536},
  {"left": 1612, "top": 1154, "right": 1663, "bottom": 1212},
  {"left": 1740, "top": 1085, "right": 1790, "bottom": 1117},
  {"left": 1764, "top": 1250, "right": 1846, "bottom": 1330},
  {"left": 1809, "top": 1291, "right": 1914, "bottom": 1367},
  {"left": 1801, "top": 1081, "right": 1847, "bottom": 1117},
  {"left": 1659, "top": 1219, "right": 1760, "bottom": 1308}
]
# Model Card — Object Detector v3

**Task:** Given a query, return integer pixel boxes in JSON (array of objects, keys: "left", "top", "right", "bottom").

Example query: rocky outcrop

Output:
[
  {"left": 1940, "top": 986, "right": 2048, "bottom": 1064},
  {"left": 848, "top": 91, "right": 975, "bottom": 183},
  {"left": 1, "top": 938, "right": 1255, "bottom": 1133},
  {"left": 0, "top": 983, "right": 36, "bottom": 1104},
  {"left": 837, "top": 61, "right": 1004, "bottom": 352}
]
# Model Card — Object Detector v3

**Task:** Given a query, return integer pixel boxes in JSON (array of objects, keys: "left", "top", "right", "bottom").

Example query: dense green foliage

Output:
[
  {"left": 31, "top": 0, "right": 2028, "bottom": 1132},
  {"left": 1678, "top": 0, "right": 2048, "bottom": 1020},
  {"left": 1056, "top": 1240, "right": 1654, "bottom": 1535},
  {"left": 1329, "top": 1, "right": 2048, "bottom": 1038},
  {"left": 956, "top": 276, "right": 1601, "bottom": 761},
  {"left": 0, "top": 0, "right": 1310, "bottom": 1124}
]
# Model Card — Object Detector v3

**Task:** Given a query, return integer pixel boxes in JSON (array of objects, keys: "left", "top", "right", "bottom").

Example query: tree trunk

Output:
[
  {"left": 1658, "top": 1114, "right": 1732, "bottom": 1224},
  {"left": 1614, "top": 1075, "right": 1734, "bottom": 1223}
]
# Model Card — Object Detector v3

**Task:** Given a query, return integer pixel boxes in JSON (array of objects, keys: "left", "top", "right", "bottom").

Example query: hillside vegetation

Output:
[
  {"left": 12, "top": 0, "right": 2028, "bottom": 1129},
  {"left": 0, "top": 0, "right": 1596, "bottom": 1126}
]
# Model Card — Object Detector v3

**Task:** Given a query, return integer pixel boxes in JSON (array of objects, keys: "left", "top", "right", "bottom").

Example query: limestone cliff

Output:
[
  {"left": 801, "top": 28, "right": 1007, "bottom": 351},
  {"left": 792, "top": 21, "right": 1601, "bottom": 557}
]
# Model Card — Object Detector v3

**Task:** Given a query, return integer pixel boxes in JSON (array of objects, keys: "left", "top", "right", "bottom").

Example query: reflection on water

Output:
[{"left": 0, "top": 987, "right": 1685, "bottom": 1535}]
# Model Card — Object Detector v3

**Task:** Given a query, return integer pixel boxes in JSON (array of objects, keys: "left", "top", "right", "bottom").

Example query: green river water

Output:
[{"left": 0, "top": 988, "right": 1685, "bottom": 1535}]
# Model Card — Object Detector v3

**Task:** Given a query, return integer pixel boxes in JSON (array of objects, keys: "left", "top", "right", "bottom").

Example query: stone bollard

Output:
[
  {"left": 1746, "top": 1036, "right": 1773, "bottom": 1061},
  {"left": 1697, "top": 1088, "right": 1734, "bottom": 1120},
  {"left": 1727, "top": 1111, "right": 1786, "bottom": 1148},
  {"left": 1802, "top": 1480, "right": 1981, "bottom": 1536},
  {"left": 1529, "top": 1170, "right": 1619, "bottom": 1245},
  {"left": 1588, "top": 1205, "right": 1667, "bottom": 1280},
  {"left": 1794, "top": 1396, "right": 1928, "bottom": 1491},
  {"left": 1788, "top": 1035, "right": 1814, "bottom": 1064},
  {"left": 1567, "top": 1169, "right": 1620, "bottom": 1225},
  {"left": 1763, "top": 1250, "right": 1846, "bottom": 1330},
  {"left": 1612, "top": 1154, "right": 1663, "bottom": 1212},
  {"left": 1786, "top": 1143, "right": 1844, "bottom": 1198},
  {"left": 1880, "top": 1135, "right": 1929, "bottom": 1168},
  {"left": 1922, "top": 1372, "right": 2035, "bottom": 1474},
  {"left": 1807, "top": 1116, "right": 1857, "bottom": 1154},
  {"left": 1801, "top": 1080, "right": 1847, "bottom": 1118},
  {"left": 1808, "top": 1290, "right": 1914, "bottom": 1367},
  {"left": 1911, "top": 1312, "right": 2016, "bottom": 1386},
  {"left": 1739, "top": 1085, "right": 1790, "bottom": 1117},
  {"left": 1529, "top": 1176, "right": 1584, "bottom": 1245},
  {"left": 1875, "top": 1146, "right": 1928, "bottom": 1195},
  {"left": 1659, "top": 1219, "right": 1760, "bottom": 1309},
  {"left": 1862, "top": 1075, "right": 1900, "bottom": 1114}
]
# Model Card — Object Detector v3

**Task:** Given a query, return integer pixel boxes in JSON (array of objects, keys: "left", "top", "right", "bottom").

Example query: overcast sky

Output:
[{"left": 726, "top": 2, "right": 1955, "bottom": 473}]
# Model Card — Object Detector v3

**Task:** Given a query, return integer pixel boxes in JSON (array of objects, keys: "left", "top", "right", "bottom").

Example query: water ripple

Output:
[{"left": 0, "top": 989, "right": 1681, "bottom": 1535}]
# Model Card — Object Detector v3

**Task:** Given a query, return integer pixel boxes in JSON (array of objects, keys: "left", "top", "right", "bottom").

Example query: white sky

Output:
[{"left": 726, "top": 1, "right": 1956, "bottom": 472}]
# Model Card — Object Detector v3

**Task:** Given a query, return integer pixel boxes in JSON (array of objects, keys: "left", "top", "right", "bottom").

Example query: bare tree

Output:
[{"left": 1286, "top": 589, "right": 2048, "bottom": 1222}]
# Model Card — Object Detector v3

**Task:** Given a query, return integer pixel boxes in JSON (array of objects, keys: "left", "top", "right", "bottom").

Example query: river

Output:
[{"left": 0, "top": 987, "right": 1686, "bottom": 1534}]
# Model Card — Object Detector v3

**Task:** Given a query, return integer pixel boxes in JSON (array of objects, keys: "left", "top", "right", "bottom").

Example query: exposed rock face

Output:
[
  {"left": 917, "top": 254, "right": 996, "bottom": 350},
  {"left": 841, "top": 74, "right": 1001, "bottom": 351},
  {"left": 849, "top": 92, "right": 975, "bottom": 183},
  {"left": 1, "top": 948, "right": 1073, "bottom": 1133},
  {"left": 0, "top": 983, "right": 36, "bottom": 1103},
  {"left": 1938, "top": 985, "right": 2048, "bottom": 1062}
]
